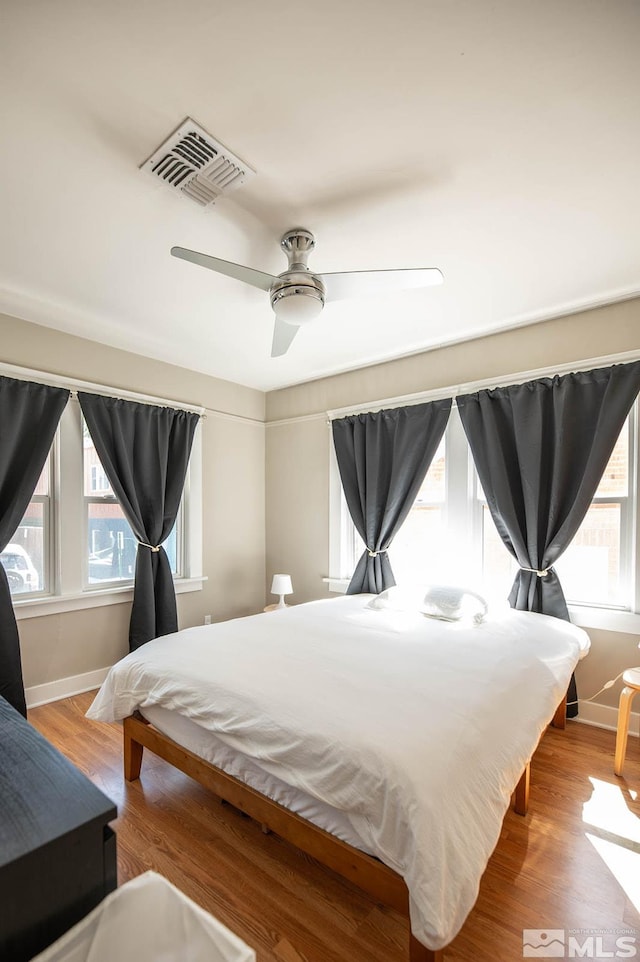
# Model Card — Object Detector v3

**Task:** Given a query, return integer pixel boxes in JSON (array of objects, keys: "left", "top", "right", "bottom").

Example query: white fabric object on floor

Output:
[{"left": 29, "top": 871, "right": 255, "bottom": 962}]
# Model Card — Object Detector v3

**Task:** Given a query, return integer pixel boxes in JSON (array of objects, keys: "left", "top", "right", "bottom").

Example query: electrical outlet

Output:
[{"left": 204, "top": 614, "right": 212, "bottom": 625}]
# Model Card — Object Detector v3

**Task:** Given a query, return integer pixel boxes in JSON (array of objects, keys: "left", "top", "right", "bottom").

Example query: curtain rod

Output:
[
  {"left": 68, "top": 389, "right": 205, "bottom": 418},
  {"left": 324, "top": 348, "right": 640, "bottom": 422},
  {"left": 0, "top": 360, "right": 205, "bottom": 417}
]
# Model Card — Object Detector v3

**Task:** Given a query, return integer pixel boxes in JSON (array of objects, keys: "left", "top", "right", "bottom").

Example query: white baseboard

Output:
[
  {"left": 25, "top": 666, "right": 112, "bottom": 709},
  {"left": 575, "top": 699, "right": 639, "bottom": 736}
]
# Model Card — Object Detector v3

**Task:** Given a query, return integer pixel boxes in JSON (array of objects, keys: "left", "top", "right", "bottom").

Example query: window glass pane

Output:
[
  {"left": 87, "top": 506, "right": 180, "bottom": 583},
  {"left": 555, "top": 503, "right": 623, "bottom": 606},
  {"left": 481, "top": 504, "right": 518, "bottom": 602},
  {"left": 595, "top": 425, "right": 628, "bottom": 498},
  {"left": 164, "top": 524, "right": 178, "bottom": 576},
  {"left": 416, "top": 436, "right": 446, "bottom": 503},
  {"left": 33, "top": 458, "right": 50, "bottom": 497},
  {"left": 84, "top": 426, "right": 113, "bottom": 496},
  {"left": 478, "top": 419, "right": 630, "bottom": 607},
  {"left": 1, "top": 503, "right": 44, "bottom": 595},
  {"left": 387, "top": 437, "right": 447, "bottom": 583},
  {"left": 387, "top": 506, "right": 445, "bottom": 584},
  {"left": 87, "top": 503, "right": 137, "bottom": 583},
  {"left": 482, "top": 500, "right": 626, "bottom": 608}
]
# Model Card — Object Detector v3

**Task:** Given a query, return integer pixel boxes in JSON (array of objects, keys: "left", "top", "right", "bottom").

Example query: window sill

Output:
[
  {"left": 323, "top": 577, "right": 350, "bottom": 594},
  {"left": 567, "top": 604, "right": 640, "bottom": 635},
  {"left": 13, "top": 576, "right": 208, "bottom": 620}
]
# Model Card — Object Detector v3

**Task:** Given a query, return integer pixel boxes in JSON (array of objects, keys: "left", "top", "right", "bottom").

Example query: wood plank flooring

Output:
[{"left": 29, "top": 693, "right": 640, "bottom": 961}]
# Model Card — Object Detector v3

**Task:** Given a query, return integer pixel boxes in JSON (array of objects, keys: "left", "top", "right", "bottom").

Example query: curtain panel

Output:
[
  {"left": 457, "top": 361, "right": 640, "bottom": 716},
  {"left": 0, "top": 377, "right": 69, "bottom": 715},
  {"left": 332, "top": 398, "right": 452, "bottom": 594},
  {"left": 79, "top": 394, "right": 200, "bottom": 651}
]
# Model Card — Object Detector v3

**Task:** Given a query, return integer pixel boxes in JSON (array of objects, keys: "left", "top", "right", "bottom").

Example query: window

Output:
[
  {"left": 542, "top": 417, "right": 632, "bottom": 608},
  {"left": 334, "top": 408, "right": 480, "bottom": 589},
  {"left": 8, "top": 391, "right": 203, "bottom": 615},
  {"left": 0, "top": 459, "right": 50, "bottom": 598},
  {"left": 331, "top": 402, "right": 640, "bottom": 617},
  {"left": 82, "top": 420, "right": 182, "bottom": 587},
  {"left": 387, "top": 434, "right": 446, "bottom": 583},
  {"left": 90, "top": 464, "right": 110, "bottom": 493},
  {"left": 479, "top": 414, "right": 635, "bottom": 608}
]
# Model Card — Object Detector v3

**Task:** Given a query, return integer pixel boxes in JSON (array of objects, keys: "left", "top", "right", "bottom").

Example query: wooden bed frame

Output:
[{"left": 122, "top": 697, "right": 563, "bottom": 962}]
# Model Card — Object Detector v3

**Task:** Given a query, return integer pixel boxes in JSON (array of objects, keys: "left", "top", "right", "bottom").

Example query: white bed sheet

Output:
[
  {"left": 88, "top": 596, "right": 589, "bottom": 950},
  {"left": 140, "top": 704, "right": 376, "bottom": 855}
]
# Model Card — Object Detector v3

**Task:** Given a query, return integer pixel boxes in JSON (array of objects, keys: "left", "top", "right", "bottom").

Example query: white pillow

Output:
[
  {"left": 421, "top": 584, "right": 488, "bottom": 625},
  {"left": 367, "top": 584, "right": 488, "bottom": 625},
  {"left": 366, "top": 585, "right": 426, "bottom": 612}
]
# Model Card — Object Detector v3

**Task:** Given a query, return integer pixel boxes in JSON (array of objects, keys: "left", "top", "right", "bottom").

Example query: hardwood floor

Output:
[{"left": 29, "top": 693, "right": 640, "bottom": 961}]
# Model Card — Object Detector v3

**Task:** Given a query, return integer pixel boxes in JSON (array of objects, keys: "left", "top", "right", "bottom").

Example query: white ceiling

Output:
[{"left": 1, "top": 0, "right": 639, "bottom": 392}]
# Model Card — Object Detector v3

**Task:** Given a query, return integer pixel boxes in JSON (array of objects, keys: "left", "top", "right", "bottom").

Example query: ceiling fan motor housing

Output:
[
  {"left": 270, "top": 272, "right": 326, "bottom": 323},
  {"left": 270, "top": 229, "right": 326, "bottom": 324}
]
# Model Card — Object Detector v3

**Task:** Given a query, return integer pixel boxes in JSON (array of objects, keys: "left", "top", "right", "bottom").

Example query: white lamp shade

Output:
[{"left": 271, "top": 574, "right": 293, "bottom": 596}]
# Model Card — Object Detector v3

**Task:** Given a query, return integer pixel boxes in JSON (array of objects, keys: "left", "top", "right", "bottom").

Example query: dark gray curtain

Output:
[
  {"left": 332, "top": 399, "right": 451, "bottom": 594},
  {"left": 79, "top": 394, "right": 200, "bottom": 651},
  {"left": 457, "top": 361, "right": 640, "bottom": 717},
  {"left": 0, "top": 377, "right": 69, "bottom": 715}
]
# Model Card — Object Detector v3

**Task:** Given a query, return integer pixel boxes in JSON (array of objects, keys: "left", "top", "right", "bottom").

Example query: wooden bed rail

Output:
[
  {"left": 551, "top": 692, "right": 567, "bottom": 730},
  {"left": 123, "top": 713, "right": 535, "bottom": 962},
  {"left": 124, "top": 714, "right": 409, "bottom": 911}
]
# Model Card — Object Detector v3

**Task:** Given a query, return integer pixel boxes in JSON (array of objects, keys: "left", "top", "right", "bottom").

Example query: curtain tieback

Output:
[
  {"left": 520, "top": 565, "right": 550, "bottom": 577},
  {"left": 138, "top": 542, "right": 161, "bottom": 553},
  {"left": 367, "top": 548, "right": 387, "bottom": 557}
]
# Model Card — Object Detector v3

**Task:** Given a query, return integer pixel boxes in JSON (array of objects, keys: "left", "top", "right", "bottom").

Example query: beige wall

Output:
[
  {"left": 266, "top": 298, "right": 640, "bottom": 421},
  {"left": 266, "top": 418, "right": 329, "bottom": 605},
  {"left": 0, "top": 311, "right": 266, "bottom": 691},
  {"left": 265, "top": 298, "right": 640, "bottom": 716}
]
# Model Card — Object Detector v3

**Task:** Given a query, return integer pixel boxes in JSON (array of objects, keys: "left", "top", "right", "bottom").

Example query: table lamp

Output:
[{"left": 271, "top": 574, "right": 293, "bottom": 608}]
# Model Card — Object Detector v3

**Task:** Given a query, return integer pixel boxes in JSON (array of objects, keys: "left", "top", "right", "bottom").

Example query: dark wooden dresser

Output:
[{"left": 0, "top": 696, "right": 117, "bottom": 961}]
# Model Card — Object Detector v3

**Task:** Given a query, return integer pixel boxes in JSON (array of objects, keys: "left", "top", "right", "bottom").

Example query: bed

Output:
[{"left": 87, "top": 595, "right": 589, "bottom": 960}]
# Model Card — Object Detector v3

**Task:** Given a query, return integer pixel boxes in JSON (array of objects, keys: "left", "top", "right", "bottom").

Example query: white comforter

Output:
[{"left": 87, "top": 596, "right": 588, "bottom": 950}]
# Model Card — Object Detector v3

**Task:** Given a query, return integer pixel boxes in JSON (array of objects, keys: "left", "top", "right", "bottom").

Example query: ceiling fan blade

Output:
[
  {"left": 321, "top": 267, "right": 443, "bottom": 302},
  {"left": 271, "top": 317, "right": 300, "bottom": 357},
  {"left": 171, "top": 247, "right": 276, "bottom": 292}
]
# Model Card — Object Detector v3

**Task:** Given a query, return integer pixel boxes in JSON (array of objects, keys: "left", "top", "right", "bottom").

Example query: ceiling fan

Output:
[{"left": 171, "top": 229, "right": 443, "bottom": 357}]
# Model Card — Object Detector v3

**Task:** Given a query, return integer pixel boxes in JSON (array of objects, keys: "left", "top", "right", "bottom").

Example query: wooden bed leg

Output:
[
  {"left": 513, "top": 761, "right": 530, "bottom": 816},
  {"left": 410, "top": 934, "right": 443, "bottom": 961},
  {"left": 551, "top": 692, "right": 567, "bottom": 730},
  {"left": 124, "top": 720, "right": 144, "bottom": 781}
]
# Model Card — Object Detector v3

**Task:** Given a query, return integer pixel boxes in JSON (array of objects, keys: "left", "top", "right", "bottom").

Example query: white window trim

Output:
[{"left": 13, "top": 577, "right": 207, "bottom": 620}]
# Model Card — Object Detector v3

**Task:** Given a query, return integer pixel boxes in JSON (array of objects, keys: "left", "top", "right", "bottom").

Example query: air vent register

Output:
[{"left": 141, "top": 118, "right": 255, "bottom": 208}]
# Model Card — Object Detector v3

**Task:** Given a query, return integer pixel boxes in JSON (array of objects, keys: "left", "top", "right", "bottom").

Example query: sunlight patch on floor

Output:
[
  {"left": 582, "top": 777, "right": 640, "bottom": 844},
  {"left": 586, "top": 833, "right": 640, "bottom": 912}
]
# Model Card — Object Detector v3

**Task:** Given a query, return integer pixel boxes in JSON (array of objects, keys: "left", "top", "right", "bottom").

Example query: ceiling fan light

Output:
[{"left": 271, "top": 287, "right": 324, "bottom": 326}]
